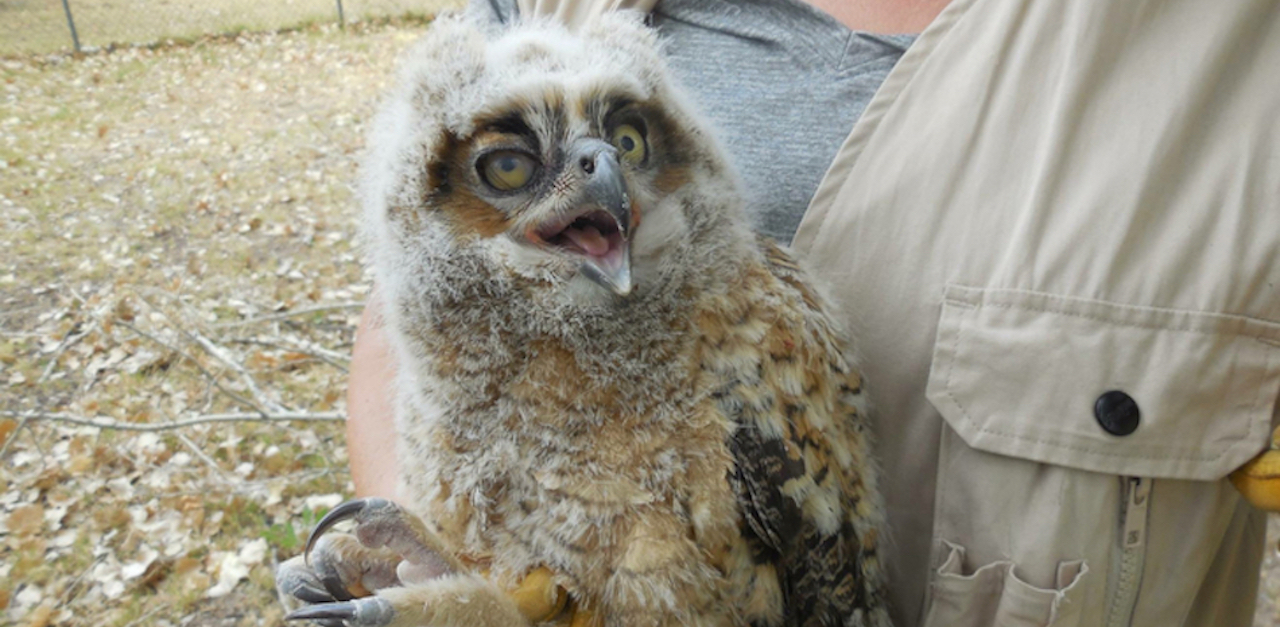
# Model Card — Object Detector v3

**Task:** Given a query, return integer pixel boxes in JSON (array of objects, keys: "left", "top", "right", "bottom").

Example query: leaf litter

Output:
[{"left": 0, "top": 17, "right": 449, "bottom": 627}]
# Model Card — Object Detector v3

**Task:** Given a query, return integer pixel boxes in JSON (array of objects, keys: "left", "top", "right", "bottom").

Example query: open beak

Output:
[
  {"left": 577, "top": 144, "right": 632, "bottom": 295},
  {"left": 527, "top": 139, "right": 635, "bottom": 296}
]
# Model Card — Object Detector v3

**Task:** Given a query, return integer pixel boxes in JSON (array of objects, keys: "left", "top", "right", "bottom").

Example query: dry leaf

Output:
[
  {"left": 8, "top": 504, "right": 44, "bottom": 537},
  {"left": 206, "top": 538, "right": 268, "bottom": 598},
  {"left": 174, "top": 556, "right": 201, "bottom": 575},
  {"left": 122, "top": 544, "right": 160, "bottom": 580},
  {"left": 23, "top": 602, "right": 54, "bottom": 627},
  {"left": 134, "top": 557, "right": 173, "bottom": 590},
  {"left": 113, "top": 298, "right": 136, "bottom": 322},
  {"left": 67, "top": 453, "right": 93, "bottom": 474},
  {"left": 303, "top": 493, "right": 343, "bottom": 512},
  {"left": 33, "top": 469, "right": 63, "bottom": 491},
  {"left": 0, "top": 419, "right": 17, "bottom": 449}
]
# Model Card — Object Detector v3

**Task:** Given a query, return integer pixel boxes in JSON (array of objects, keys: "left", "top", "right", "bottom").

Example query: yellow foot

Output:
[{"left": 1229, "top": 428, "right": 1280, "bottom": 512}]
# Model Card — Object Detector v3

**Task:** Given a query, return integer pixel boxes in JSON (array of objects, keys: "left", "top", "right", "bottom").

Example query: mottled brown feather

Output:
[{"left": 697, "top": 239, "right": 888, "bottom": 627}]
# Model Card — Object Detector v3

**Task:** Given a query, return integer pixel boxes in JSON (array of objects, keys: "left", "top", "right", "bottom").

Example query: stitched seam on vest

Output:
[{"left": 944, "top": 285, "right": 1280, "bottom": 335}]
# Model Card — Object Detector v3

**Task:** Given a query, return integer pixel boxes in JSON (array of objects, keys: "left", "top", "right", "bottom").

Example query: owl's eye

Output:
[
  {"left": 610, "top": 124, "right": 647, "bottom": 164},
  {"left": 479, "top": 151, "right": 538, "bottom": 191}
]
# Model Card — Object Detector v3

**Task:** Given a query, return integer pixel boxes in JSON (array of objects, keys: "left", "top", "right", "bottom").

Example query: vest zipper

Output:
[{"left": 1105, "top": 476, "right": 1151, "bottom": 627}]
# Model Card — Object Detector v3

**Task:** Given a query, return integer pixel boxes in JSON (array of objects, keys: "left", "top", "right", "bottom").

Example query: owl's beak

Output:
[
  {"left": 576, "top": 145, "right": 632, "bottom": 296},
  {"left": 526, "top": 141, "right": 635, "bottom": 296}
]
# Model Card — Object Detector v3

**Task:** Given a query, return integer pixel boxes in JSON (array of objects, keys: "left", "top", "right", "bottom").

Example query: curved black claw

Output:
[
  {"left": 285, "top": 597, "right": 396, "bottom": 626},
  {"left": 305, "top": 498, "right": 392, "bottom": 563},
  {"left": 287, "top": 602, "right": 356, "bottom": 621}
]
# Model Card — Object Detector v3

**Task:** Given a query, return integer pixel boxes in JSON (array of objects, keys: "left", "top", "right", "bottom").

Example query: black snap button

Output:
[{"left": 1095, "top": 391, "right": 1140, "bottom": 436}]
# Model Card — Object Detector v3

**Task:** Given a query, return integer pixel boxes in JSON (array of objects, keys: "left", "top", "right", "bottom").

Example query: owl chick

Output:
[{"left": 277, "top": 12, "right": 891, "bottom": 627}]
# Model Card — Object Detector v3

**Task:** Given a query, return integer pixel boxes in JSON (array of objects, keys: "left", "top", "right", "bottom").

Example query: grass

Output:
[{"left": 0, "top": 0, "right": 456, "bottom": 56}]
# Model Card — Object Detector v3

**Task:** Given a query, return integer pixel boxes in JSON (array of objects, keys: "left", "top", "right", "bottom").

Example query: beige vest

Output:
[
  {"left": 523, "top": 0, "right": 1280, "bottom": 624},
  {"left": 793, "top": 0, "right": 1280, "bottom": 625}
]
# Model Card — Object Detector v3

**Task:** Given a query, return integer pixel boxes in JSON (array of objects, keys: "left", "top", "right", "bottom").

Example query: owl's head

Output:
[{"left": 362, "top": 12, "right": 748, "bottom": 308}]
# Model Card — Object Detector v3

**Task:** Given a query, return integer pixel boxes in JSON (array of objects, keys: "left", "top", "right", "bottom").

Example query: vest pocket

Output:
[
  {"left": 923, "top": 541, "right": 1089, "bottom": 627},
  {"left": 925, "top": 284, "right": 1280, "bottom": 480}
]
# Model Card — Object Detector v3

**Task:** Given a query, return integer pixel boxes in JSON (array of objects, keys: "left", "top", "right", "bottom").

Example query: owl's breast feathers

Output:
[{"left": 397, "top": 234, "right": 887, "bottom": 626}]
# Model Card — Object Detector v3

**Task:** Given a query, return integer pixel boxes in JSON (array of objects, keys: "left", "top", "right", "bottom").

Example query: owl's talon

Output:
[
  {"left": 280, "top": 498, "right": 461, "bottom": 621},
  {"left": 307, "top": 534, "right": 366, "bottom": 602},
  {"left": 277, "top": 557, "right": 338, "bottom": 605},
  {"left": 305, "top": 498, "right": 385, "bottom": 563},
  {"left": 305, "top": 497, "right": 460, "bottom": 582},
  {"left": 284, "top": 577, "right": 337, "bottom": 605},
  {"left": 315, "top": 567, "right": 357, "bottom": 603},
  {"left": 285, "top": 597, "right": 396, "bottom": 626},
  {"left": 285, "top": 601, "right": 354, "bottom": 621},
  {"left": 277, "top": 535, "right": 407, "bottom": 624}
]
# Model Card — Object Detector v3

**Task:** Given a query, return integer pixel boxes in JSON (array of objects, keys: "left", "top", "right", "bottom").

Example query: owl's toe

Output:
[
  {"left": 275, "top": 555, "right": 353, "bottom": 627},
  {"left": 279, "top": 498, "right": 452, "bottom": 626},
  {"left": 306, "top": 498, "right": 460, "bottom": 584},
  {"left": 308, "top": 533, "right": 403, "bottom": 601},
  {"left": 278, "top": 555, "right": 337, "bottom": 603}
]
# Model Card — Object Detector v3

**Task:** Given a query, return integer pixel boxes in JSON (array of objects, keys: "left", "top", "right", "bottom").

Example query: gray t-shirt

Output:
[{"left": 474, "top": 0, "right": 913, "bottom": 244}]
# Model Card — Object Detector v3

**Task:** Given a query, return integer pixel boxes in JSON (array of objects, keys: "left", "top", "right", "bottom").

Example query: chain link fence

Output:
[{"left": 0, "top": 0, "right": 463, "bottom": 57}]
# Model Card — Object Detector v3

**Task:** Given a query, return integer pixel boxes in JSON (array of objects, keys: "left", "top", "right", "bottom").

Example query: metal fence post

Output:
[
  {"left": 336, "top": 0, "right": 346, "bottom": 28},
  {"left": 61, "top": 0, "right": 82, "bottom": 52}
]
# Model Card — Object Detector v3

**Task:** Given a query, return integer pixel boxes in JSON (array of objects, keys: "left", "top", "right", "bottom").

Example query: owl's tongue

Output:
[
  {"left": 530, "top": 208, "right": 633, "bottom": 295},
  {"left": 562, "top": 224, "right": 611, "bottom": 257},
  {"left": 536, "top": 209, "right": 623, "bottom": 259}
]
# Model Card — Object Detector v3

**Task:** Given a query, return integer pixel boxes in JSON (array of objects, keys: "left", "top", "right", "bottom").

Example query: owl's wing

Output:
[{"left": 713, "top": 238, "right": 888, "bottom": 627}]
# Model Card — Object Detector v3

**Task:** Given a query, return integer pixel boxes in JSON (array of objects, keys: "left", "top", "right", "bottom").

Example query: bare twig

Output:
[
  {"left": 0, "top": 413, "right": 33, "bottom": 459},
  {"left": 189, "top": 329, "right": 289, "bottom": 412},
  {"left": 212, "top": 302, "right": 365, "bottom": 329},
  {"left": 59, "top": 553, "right": 108, "bottom": 607},
  {"left": 228, "top": 336, "right": 350, "bottom": 372},
  {"left": 0, "top": 304, "right": 47, "bottom": 320},
  {"left": 38, "top": 318, "right": 97, "bottom": 383},
  {"left": 200, "top": 376, "right": 217, "bottom": 412},
  {"left": 136, "top": 295, "right": 290, "bottom": 413},
  {"left": 0, "top": 410, "right": 345, "bottom": 432},
  {"left": 175, "top": 431, "right": 236, "bottom": 485},
  {"left": 118, "top": 320, "right": 271, "bottom": 418},
  {"left": 120, "top": 602, "right": 167, "bottom": 627},
  {"left": 0, "top": 330, "right": 43, "bottom": 338},
  {"left": 0, "top": 412, "right": 51, "bottom": 471}
]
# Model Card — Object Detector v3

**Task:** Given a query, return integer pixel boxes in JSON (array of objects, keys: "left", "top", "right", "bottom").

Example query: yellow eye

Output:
[
  {"left": 610, "top": 124, "right": 646, "bottom": 164},
  {"left": 480, "top": 151, "right": 538, "bottom": 191}
]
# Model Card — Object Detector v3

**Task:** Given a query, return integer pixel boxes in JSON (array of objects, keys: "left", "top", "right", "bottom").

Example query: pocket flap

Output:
[{"left": 926, "top": 285, "right": 1280, "bottom": 480}]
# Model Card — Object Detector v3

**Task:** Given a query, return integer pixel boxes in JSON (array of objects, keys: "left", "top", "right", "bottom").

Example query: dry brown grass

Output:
[{"left": 0, "top": 0, "right": 458, "bottom": 56}]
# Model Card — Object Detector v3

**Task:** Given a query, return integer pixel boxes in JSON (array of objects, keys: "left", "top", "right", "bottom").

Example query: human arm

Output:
[{"left": 347, "top": 294, "right": 400, "bottom": 499}]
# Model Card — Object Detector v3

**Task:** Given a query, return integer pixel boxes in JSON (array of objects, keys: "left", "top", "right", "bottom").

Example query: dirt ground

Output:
[
  {"left": 1, "top": 21, "right": 427, "bottom": 627},
  {"left": 1, "top": 16, "right": 1278, "bottom": 627},
  {"left": 0, "top": 0, "right": 457, "bottom": 56}
]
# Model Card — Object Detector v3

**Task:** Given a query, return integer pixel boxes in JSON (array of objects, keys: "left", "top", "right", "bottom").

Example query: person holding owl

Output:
[{"left": 296, "top": 0, "right": 1280, "bottom": 626}]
